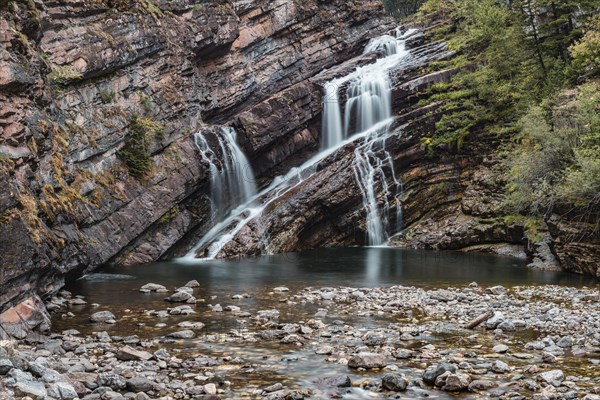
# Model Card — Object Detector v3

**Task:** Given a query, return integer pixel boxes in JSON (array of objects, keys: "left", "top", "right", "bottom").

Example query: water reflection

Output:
[{"left": 66, "top": 247, "right": 597, "bottom": 310}]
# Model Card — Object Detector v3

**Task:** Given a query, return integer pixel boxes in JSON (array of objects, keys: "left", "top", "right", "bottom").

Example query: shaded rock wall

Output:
[{"left": 0, "top": 0, "right": 394, "bottom": 322}]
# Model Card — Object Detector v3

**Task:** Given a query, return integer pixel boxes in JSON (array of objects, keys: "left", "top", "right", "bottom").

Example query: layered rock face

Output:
[
  {"left": 547, "top": 213, "right": 600, "bottom": 277},
  {"left": 0, "top": 0, "right": 394, "bottom": 332}
]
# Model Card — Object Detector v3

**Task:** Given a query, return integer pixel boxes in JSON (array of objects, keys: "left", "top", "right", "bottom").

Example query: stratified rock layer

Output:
[{"left": 0, "top": 0, "right": 394, "bottom": 330}]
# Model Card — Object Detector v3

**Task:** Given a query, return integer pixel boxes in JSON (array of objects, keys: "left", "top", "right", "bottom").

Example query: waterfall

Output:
[
  {"left": 317, "top": 29, "right": 416, "bottom": 244},
  {"left": 364, "top": 34, "right": 398, "bottom": 56},
  {"left": 183, "top": 28, "right": 418, "bottom": 260},
  {"left": 321, "top": 83, "right": 344, "bottom": 149},
  {"left": 320, "top": 28, "right": 414, "bottom": 150},
  {"left": 193, "top": 127, "right": 257, "bottom": 218},
  {"left": 344, "top": 73, "right": 392, "bottom": 136}
]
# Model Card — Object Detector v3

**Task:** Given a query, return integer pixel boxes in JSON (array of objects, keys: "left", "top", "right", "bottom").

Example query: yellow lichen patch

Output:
[
  {"left": 47, "top": 65, "right": 83, "bottom": 84},
  {"left": 17, "top": 192, "right": 43, "bottom": 244}
]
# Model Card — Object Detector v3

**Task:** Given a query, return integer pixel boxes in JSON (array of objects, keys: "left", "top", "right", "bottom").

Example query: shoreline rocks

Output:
[{"left": 0, "top": 282, "right": 598, "bottom": 399}]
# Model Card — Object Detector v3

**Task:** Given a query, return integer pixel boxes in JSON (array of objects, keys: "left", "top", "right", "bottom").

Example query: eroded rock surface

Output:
[{"left": 0, "top": 0, "right": 394, "bottom": 333}]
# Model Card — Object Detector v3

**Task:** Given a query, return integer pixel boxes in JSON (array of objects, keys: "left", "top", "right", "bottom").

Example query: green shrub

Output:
[
  {"left": 99, "top": 89, "right": 116, "bottom": 103},
  {"left": 117, "top": 115, "right": 164, "bottom": 179},
  {"left": 505, "top": 82, "right": 600, "bottom": 215}
]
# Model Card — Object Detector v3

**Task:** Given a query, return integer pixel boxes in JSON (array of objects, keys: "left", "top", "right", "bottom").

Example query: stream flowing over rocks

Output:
[{"left": 1, "top": 279, "right": 599, "bottom": 399}]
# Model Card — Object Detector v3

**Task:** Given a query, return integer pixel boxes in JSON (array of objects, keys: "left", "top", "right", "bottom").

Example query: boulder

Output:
[
  {"left": 485, "top": 286, "right": 507, "bottom": 295},
  {"left": 140, "top": 283, "right": 168, "bottom": 292},
  {"left": 315, "top": 375, "right": 352, "bottom": 388},
  {"left": 14, "top": 381, "right": 47, "bottom": 399},
  {"left": 491, "top": 360, "right": 511, "bottom": 373},
  {"left": 98, "top": 373, "right": 127, "bottom": 390},
  {"left": 50, "top": 382, "right": 78, "bottom": 400},
  {"left": 177, "top": 321, "right": 205, "bottom": 329},
  {"left": 538, "top": 370, "right": 564, "bottom": 385},
  {"left": 492, "top": 344, "right": 509, "bottom": 354},
  {"left": 0, "top": 358, "right": 13, "bottom": 374},
  {"left": 168, "top": 330, "right": 196, "bottom": 339},
  {"left": 165, "top": 291, "right": 193, "bottom": 302},
  {"left": 126, "top": 376, "right": 154, "bottom": 392},
  {"left": 468, "top": 379, "right": 497, "bottom": 391},
  {"left": 382, "top": 373, "right": 409, "bottom": 391},
  {"left": 116, "top": 346, "right": 153, "bottom": 361},
  {"left": 348, "top": 353, "right": 387, "bottom": 369},
  {"left": 89, "top": 311, "right": 116, "bottom": 323},
  {"left": 204, "top": 383, "right": 217, "bottom": 395},
  {"left": 423, "top": 362, "right": 457, "bottom": 385},
  {"left": 443, "top": 373, "right": 471, "bottom": 391}
]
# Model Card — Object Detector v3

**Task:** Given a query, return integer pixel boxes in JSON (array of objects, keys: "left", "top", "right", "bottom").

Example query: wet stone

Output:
[
  {"left": 491, "top": 360, "right": 510, "bottom": 373},
  {"left": 165, "top": 291, "right": 193, "bottom": 303},
  {"left": 140, "top": 283, "right": 168, "bottom": 292},
  {"left": 89, "top": 311, "right": 116, "bottom": 323},
  {"left": 167, "top": 330, "right": 195, "bottom": 339},
  {"left": 315, "top": 375, "right": 352, "bottom": 388},
  {"left": 382, "top": 373, "right": 409, "bottom": 391},
  {"left": 394, "top": 348, "right": 414, "bottom": 359},
  {"left": 538, "top": 369, "right": 564, "bottom": 385},
  {"left": 443, "top": 372, "right": 471, "bottom": 391},
  {"left": 468, "top": 379, "right": 496, "bottom": 391},
  {"left": 493, "top": 344, "right": 509, "bottom": 353},
  {"left": 423, "top": 362, "right": 457, "bottom": 385},
  {"left": 126, "top": 376, "right": 154, "bottom": 392},
  {"left": 348, "top": 353, "right": 386, "bottom": 369}
]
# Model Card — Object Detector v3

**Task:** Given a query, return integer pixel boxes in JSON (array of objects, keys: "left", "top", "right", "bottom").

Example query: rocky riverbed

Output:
[{"left": 1, "top": 281, "right": 599, "bottom": 399}]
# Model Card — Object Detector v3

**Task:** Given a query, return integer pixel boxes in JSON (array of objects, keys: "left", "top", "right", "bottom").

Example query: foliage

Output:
[
  {"left": 418, "top": 0, "right": 598, "bottom": 146},
  {"left": 415, "top": 0, "right": 600, "bottom": 216},
  {"left": 117, "top": 115, "right": 164, "bottom": 179},
  {"left": 567, "top": 16, "right": 600, "bottom": 81},
  {"left": 99, "top": 89, "right": 116, "bottom": 103},
  {"left": 48, "top": 65, "right": 83, "bottom": 84},
  {"left": 505, "top": 82, "right": 600, "bottom": 216},
  {"left": 157, "top": 206, "right": 178, "bottom": 225}
]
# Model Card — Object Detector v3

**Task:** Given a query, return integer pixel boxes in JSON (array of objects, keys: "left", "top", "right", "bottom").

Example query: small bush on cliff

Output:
[
  {"left": 117, "top": 115, "right": 164, "bottom": 179},
  {"left": 48, "top": 65, "right": 83, "bottom": 84},
  {"left": 99, "top": 89, "right": 116, "bottom": 103}
]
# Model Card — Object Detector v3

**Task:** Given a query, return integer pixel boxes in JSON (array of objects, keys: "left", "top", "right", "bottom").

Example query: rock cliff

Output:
[{"left": 0, "top": 0, "right": 394, "bottom": 334}]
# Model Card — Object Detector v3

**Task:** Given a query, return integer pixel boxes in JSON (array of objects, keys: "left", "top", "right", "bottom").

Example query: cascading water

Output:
[
  {"left": 344, "top": 73, "right": 392, "bottom": 136},
  {"left": 321, "top": 83, "right": 344, "bottom": 149},
  {"left": 183, "top": 29, "right": 418, "bottom": 260},
  {"left": 363, "top": 34, "right": 398, "bottom": 56},
  {"left": 319, "top": 29, "right": 416, "bottom": 244},
  {"left": 193, "top": 127, "right": 257, "bottom": 219}
]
